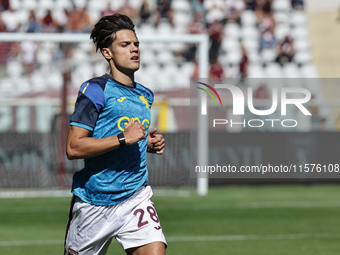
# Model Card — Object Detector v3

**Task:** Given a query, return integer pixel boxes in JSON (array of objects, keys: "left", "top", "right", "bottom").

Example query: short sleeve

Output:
[{"left": 70, "top": 82, "right": 106, "bottom": 131}]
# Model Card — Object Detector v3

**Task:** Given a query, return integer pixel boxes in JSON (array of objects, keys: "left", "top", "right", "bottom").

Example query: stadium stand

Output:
[{"left": 0, "top": 0, "right": 318, "bottom": 95}]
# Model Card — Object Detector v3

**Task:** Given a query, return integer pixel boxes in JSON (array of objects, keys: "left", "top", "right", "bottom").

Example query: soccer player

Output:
[{"left": 64, "top": 14, "right": 166, "bottom": 255}]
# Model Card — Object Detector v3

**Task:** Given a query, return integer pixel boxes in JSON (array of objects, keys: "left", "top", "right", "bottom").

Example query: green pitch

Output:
[{"left": 0, "top": 184, "right": 340, "bottom": 255}]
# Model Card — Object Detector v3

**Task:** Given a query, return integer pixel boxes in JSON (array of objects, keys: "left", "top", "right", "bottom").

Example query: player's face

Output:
[{"left": 109, "top": 29, "right": 140, "bottom": 75}]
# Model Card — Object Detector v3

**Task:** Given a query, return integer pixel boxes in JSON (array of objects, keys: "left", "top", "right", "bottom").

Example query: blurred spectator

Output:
[
  {"left": 117, "top": 0, "right": 139, "bottom": 23},
  {"left": 0, "top": 0, "right": 9, "bottom": 11},
  {"left": 26, "top": 10, "right": 42, "bottom": 33},
  {"left": 254, "top": 83, "right": 269, "bottom": 99},
  {"left": 155, "top": 0, "right": 174, "bottom": 27},
  {"left": 0, "top": 13, "right": 6, "bottom": 32},
  {"left": 191, "top": 0, "right": 205, "bottom": 14},
  {"left": 183, "top": 12, "right": 206, "bottom": 61},
  {"left": 78, "top": 6, "right": 92, "bottom": 33},
  {"left": 209, "top": 57, "right": 225, "bottom": 79},
  {"left": 101, "top": 3, "right": 116, "bottom": 17},
  {"left": 224, "top": 0, "right": 245, "bottom": 24},
  {"left": 259, "top": 26, "right": 276, "bottom": 51},
  {"left": 291, "top": 0, "right": 304, "bottom": 10},
  {"left": 1, "top": 5, "right": 21, "bottom": 32},
  {"left": 276, "top": 35, "right": 295, "bottom": 65},
  {"left": 207, "top": 19, "right": 224, "bottom": 61},
  {"left": 42, "top": 9, "right": 56, "bottom": 33},
  {"left": 67, "top": 4, "right": 92, "bottom": 33},
  {"left": 0, "top": 14, "right": 9, "bottom": 74},
  {"left": 239, "top": 44, "right": 249, "bottom": 79},
  {"left": 254, "top": 83, "right": 270, "bottom": 123},
  {"left": 309, "top": 95, "right": 326, "bottom": 131},
  {"left": 244, "top": 0, "right": 256, "bottom": 11},
  {"left": 258, "top": 11, "right": 275, "bottom": 32},
  {"left": 20, "top": 39, "right": 38, "bottom": 74},
  {"left": 188, "top": 12, "right": 206, "bottom": 34},
  {"left": 255, "top": 0, "right": 274, "bottom": 27},
  {"left": 139, "top": 0, "right": 152, "bottom": 25}
]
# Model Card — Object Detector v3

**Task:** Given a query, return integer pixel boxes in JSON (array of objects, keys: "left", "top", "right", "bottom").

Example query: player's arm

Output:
[
  {"left": 147, "top": 128, "right": 165, "bottom": 155},
  {"left": 66, "top": 118, "right": 146, "bottom": 160}
]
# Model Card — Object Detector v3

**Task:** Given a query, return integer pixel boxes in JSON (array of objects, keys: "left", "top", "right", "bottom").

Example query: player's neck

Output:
[{"left": 109, "top": 70, "right": 135, "bottom": 87}]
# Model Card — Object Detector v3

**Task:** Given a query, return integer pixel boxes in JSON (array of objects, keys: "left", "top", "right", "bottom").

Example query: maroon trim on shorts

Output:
[{"left": 64, "top": 195, "right": 77, "bottom": 254}]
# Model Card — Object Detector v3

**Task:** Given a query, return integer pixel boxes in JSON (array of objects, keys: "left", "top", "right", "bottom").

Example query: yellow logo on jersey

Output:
[
  {"left": 117, "top": 97, "right": 126, "bottom": 102},
  {"left": 139, "top": 95, "right": 149, "bottom": 108},
  {"left": 117, "top": 116, "right": 150, "bottom": 132},
  {"left": 82, "top": 83, "right": 89, "bottom": 94}
]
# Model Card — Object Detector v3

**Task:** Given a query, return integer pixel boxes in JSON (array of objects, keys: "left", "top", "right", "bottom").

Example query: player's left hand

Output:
[{"left": 147, "top": 128, "right": 165, "bottom": 155}]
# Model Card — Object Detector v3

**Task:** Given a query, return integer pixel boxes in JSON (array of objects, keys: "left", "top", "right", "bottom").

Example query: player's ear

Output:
[{"left": 102, "top": 48, "right": 113, "bottom": 60}]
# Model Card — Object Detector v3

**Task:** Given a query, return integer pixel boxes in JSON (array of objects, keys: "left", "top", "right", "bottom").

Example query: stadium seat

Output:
[
  {"left": 294, "top": 38, "right": 310, "bottom": 53},
  {"left": 180, "top": 62, "right": 195, "bottom": 77},
  {"left": 247, "top": 64, "right": 265, "bottom": 78},
  {"left": 248, "top": 51, "right": 261, "bottom": 64},
  {"left": 274, "top": 11, "right": 290, "bottom": 24},
  {"left": 73, "top": 0, "right": 87, "bottom": 8},
  {"left": 173, "top": 12, "right": 192, "bottom": 28},
  {"left": 241, "top": 26, "right": 259, "bottom": 41},
  {"left": 93, "top": 62, "right": 108, "bottom": 77},
  {"left": 265, "top": 62, "right": 283, "bottom": 78},
  {"left": 157, "top": 51, "right": 175, "bottom": 65},
  {"left": 272, "top": 0, "right": 291, "bottom": 12},
  {"left": 138, "top": 23, "right": 156, "bottom": 35},
  {"left": 46, "top": 70, "right": 63, "bottom": 89},
  {"left": 290, "top": 11, "right": 307, "bottom": 27},
  {"left": 140, "top": 49, "right": 156, "bottom": 64},
  {"left": 37, "top": 0, "right": 54, "bottom": 11},
  {"left": 88, "top": 0, "right": 107, "bottom": 12},
  {"left": 221, "top": 38, "right": 240, "bottom": 53},
  {"left": 72, "top": 48, "right": 89, "bottom": 62},
  {"left": 282, "top": 62, "right": 301, "bottom": 78},
  {"left": 11, "top": 0, "right": 20, "bottom": 10},
  {"left": 22, "top": 0, "right": 37, "bottom": 10},
  {"left": 6, "top": 60, "right": 23, "bottom": 78},
  {"left": 227, "top": 51, "right": 242, "bottom": 66},
  {"left": 129, "top": 0, "right": 144, "bottom": 9},
  {"left": 224, "top": 23, "right": 241, "bottom": 40},
  {"left": 243, "top": 38, "right": 260, "bottom": 53},
  {"left": 162, "top": 63, "right": 183, "bottom": 88},
  {"left": 274, "top": 24, "right": 291, "bottom": 42},
  {"left": 261, "top": 48, "right": 277, "bottom": 63},
  {"left": 111, "top": 0, "right": 125, "bottom": 11},
  {"left": 205, "top": 8, "right": 225, "bottom": 24},
  {"left": 294, "top": 51, "right": 312, "bottom": 64},
  {"left": 300, "top": 64, "right": 319, "bottom": 78},
  {"left": 241, "top": 10, "right": 257, "bottom": 27},
  {"left": 291, "top": 26, "right": 309, "bottom": 41},
  {"left": 31, "top": 71, "right": 46, "bottom": 91},
  {"left": 156, "top": 22, "right": 174, "bottom": 35},
  {"left": 171, "top": 0, "right": 192, "bottom": 13}
]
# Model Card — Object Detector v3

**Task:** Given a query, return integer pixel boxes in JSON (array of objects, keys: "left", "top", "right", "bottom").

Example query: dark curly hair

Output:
[{"left": 90, "top": 13, "right": 136, "bottom": 52}]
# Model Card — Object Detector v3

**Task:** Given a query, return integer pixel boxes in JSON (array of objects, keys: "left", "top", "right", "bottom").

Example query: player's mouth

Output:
[{"left": 131, "top": 55, "right": 139, "bottom": 62}]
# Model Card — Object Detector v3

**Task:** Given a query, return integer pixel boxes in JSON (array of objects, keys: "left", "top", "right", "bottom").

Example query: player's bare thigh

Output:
[{"left": 125, "top": 241, "right": 166, "bottom": 255}]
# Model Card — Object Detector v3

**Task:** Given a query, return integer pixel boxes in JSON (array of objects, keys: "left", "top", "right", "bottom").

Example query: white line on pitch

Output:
[
  {"left": 166, "top": 233, "right": 340, "bottom": 242},
  {"left": 156, "top": 201, "right": 340, "bottom": 210},
  {"left": 0, "top": 240, "right": 63, "bottom": 247},
  {"left": 1, "top": 233, "right": 340, "bottom": 247}
]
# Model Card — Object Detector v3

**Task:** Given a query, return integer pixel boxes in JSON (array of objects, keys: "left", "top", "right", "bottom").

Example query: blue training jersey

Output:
[{"left": 69, "top": 74, "right": 153, "bottom": 206}]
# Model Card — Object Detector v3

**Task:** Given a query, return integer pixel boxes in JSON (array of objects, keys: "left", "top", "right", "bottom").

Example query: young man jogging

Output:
[{"left": 64, "top": 13, "right": 166, "bottom": 255}]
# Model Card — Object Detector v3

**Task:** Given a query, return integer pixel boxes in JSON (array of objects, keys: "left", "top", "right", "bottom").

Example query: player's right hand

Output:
[{"left": 123, "top": 118, "right": 146, "bottom": 145}]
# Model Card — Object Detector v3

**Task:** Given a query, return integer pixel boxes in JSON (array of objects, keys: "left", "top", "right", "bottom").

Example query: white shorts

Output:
[{"left": 64, "top": 185, "right": 167, "bottom": 255}]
